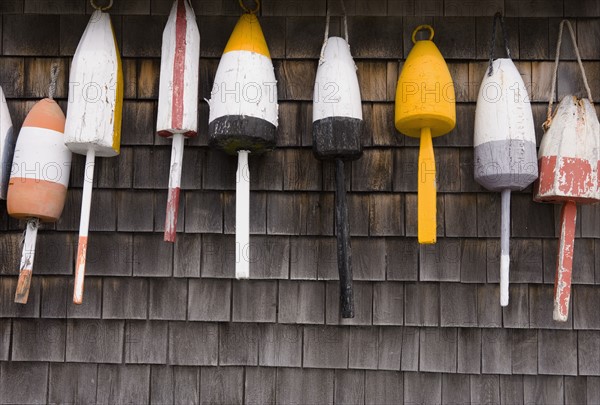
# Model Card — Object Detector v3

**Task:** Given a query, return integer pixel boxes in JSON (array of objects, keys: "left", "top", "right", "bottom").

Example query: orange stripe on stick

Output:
[
  {"left": 73, "top": 236, "right": 88, "bottom": 305},
  {"left": 553, "top": 201, "right": 577, "bottom": 321}
]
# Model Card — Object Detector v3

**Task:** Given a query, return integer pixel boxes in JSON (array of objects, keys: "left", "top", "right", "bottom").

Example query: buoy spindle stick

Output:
[
  {"left": 500, "top": 189, "right": 511, "bottom": 306},
  {"left": 418, "top": 127, "right": 437, "bottom": 244},
  {"left": 236, "top": 150, "right": 250, "bottom": 279},
  {"left": 554, "top": 200, "right": 577, "bottom": 321},
  {"left": 335, "top": 158, "right": 354, "bottom": 318},
  {"left": 73, "top": 148, "right": 96, "bottom": 305},
  {"left": 14, "top": 218, "right": 40, "bottom": 304},
  {"left": 164, "top": 133, "right": 184, "bottom": 242}
]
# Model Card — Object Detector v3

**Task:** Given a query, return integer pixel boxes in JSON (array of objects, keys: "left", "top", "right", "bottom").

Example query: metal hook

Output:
[
  {"left": 91, "top": 0, "right": 113, "bottom": 11},
  {"left": 412, "top": 25, "right": 435, "bottom": 44},
  {"left": 238, "top": 0, "right": 260, "bottom": 14}
]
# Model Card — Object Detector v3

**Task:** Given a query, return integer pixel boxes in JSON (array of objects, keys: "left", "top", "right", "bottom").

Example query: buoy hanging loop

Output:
[
  {"left": 91, "top": 0, "right": 113, "bottom": 11},
  {"left": 239, "top": 0, "right": 260, "bottom": 14},
  {"left": 48, "top": 64, "right": 59, "bottom": 100},
  {"left": 544, "top": 19, "right": 593, "bottom": 131},
  {"left": 487, "top": 12, "right": 511, "bottom": 76},
  {"left": 321, "top": 0, "right": 349, "bottom": 62},
  {"left": 411, "top": 25, "right": 434, "bottom": 44}
]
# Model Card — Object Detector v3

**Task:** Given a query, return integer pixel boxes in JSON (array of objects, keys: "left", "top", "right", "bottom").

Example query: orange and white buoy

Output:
[
  {"left": 208, "top": 0, "right": 278, "bottom": 279},
  {"left": 7, "top": 66, "right": 72, "bottom": 304},
  {"left": 157, "top": 0, "right": 200, "bottom": 242},
  {"left": 0, "top": 86, "right": 16, "bottom": 200},
  {"left": 64, "top": 2, "right": 123, "bottom": 304}
]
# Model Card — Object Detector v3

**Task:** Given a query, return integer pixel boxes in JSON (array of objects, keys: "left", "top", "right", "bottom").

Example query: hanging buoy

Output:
[
  {"left": 0, "top": 86, "right": 16, "bottom": 200},
  {"left": 208, "top": 1, "right": 278, "bottom": 280},
  {"left": 474, "top": 13, "right": 538, "bottom": 307},
  {"left": 157, "top": 0, "right": 200, "bottom": 243},
  {"left": 64, "top": 2, "right": 123, "bottom": 304},
  {"left": 395, "top": 25, "right": 456, "bottom": 244},
  {"left": 7, "top": 66, "right": 72, "bottom": 304},
  {"left": 312, "top": 13, "right": 362, "bottom": 319},
  {"left": 534, "top": 20, "right": 600, "bottom": 322}
]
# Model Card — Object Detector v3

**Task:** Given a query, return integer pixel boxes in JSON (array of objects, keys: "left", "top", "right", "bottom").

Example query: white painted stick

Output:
[
  {"left": 500, "top": 189, "right": 510, "bottom": 306},
  {"left": 73, "top": 148, "right": 96, "bottom": 305},
  {"left": 164, "top": 133, "right": 184, "bottom": 242},
  {"left": 236, "top": 150, "right": 250, "bottom": 279},
  {"left": 14, "top": 218, "right": 39, "bottom": 304}
]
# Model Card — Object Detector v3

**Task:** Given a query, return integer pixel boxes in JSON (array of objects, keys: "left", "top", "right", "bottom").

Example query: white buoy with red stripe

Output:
[
  {"left": 64, "top": 0, "right": 123, "bottom": 304},
  {"left": 157, "top": 0, "right": 200, "bottom": 242},
  {"left": 0, "top": 86, "right": 16, "bottom": 200},
  {"left": 208, "top": 0, "right": 278, "bottom": 279},
  {"left": 7, "top": 66, "right": 72, "bottom": 304}
]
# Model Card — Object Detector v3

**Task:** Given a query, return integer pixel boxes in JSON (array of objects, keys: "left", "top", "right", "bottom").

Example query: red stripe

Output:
[
  {"left": 164, "top": 187, "right": 180, "bottom": 242},
  {"left": 172, "top": 0, "right": 187, "bottom": 130}
]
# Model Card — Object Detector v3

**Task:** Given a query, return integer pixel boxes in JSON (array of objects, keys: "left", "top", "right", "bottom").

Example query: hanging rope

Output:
[
  {"left": 321, "top": 0, "right": 349, "bottom": 62},
  {"left": 544, "top": 19, "right": 593, "bottom": 131},
  {"left": 238, "top": 0, "right": 260, "bottom": 14},
  {"left": 487, "top": 12, "right": 511, "bottom": 76},
  {"left": 90, "top": 0, "right": 113, "bottom": 11},
  {"left": 340, "top": 0, "right": 348, "bottom": 43},
  {"left": 48, "top": 64, "right": 59, "bottom": 100}
]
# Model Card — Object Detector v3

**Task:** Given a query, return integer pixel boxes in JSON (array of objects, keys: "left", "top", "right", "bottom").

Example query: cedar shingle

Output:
[
  {"left": 283, "top": 149, "right": 321, "bottom": 191},
  {"left": 12, "top": 318, "right": 65, "bottom": 362},
  {"left": 246, "top": 236, "right": 290, "bottom": 279},
  {"left": 386, "top": 238, "right": 419, "bottom": 281},
  {"left": 444, "top": 194, "right": 477, "bottom": 237},
  {"left": 419, "top": 327, "right": 457, "bottom": 373},
  {"left": 48, "top": 363, "right": 98, "bottom": 405},
  {"left": 349, "top": 327, "right": 378, "bottom": 369},
  {"left": 538, "top": 330, "right": 578, "bottom": 375},
  {"left": 0, "top": 362, "right": 48, "bottom": 405},
  {"left": 519, "top": 18, "right": 549, "bottom": 59},
  {"left": 457, "top": 328, "right": 481, "bottom": 374},
  {"left": 96, "top": 365, "right": 150, "bottom": 405},
  {"left": 529, "top": 284, "right": 573, "bottom": 329},
  {"left": 420, "top": 239, "right": 461, "bottom": 282},
  {"left": 290, "top": 237, "right": 334, "bottom": 280},
  {"left": 245, "top": 367, "right": 276, "bottom": 405},
  {"left": 404, "top": 372, "right": 442, "bottom": 405},
  {"left": 278, "top": 280, "right": 325, "bottom": 324},
  {"left": 373, "top": 282, "right": 404, "bottom": 325},
  {"left": 401, "top": 326, "right": 420, "bottom": 371},
  {"left": 369, "top": 193, "right": 404, "bottom": 236},
  {"left": 219, "top": 323, "right": 258, "bottom": 366},
  {"left": 335, "top": 370, "right": 365, "bottom": 405},
  {"left": 574, "top": 285, "right": 600, "bottom": 330},
  {"left": 137, "top": 59, "right": 160, "bottom": 99},
  {"left": 121, "top": 101, "right": 156, "bottom": 145},
  {"left": 477, "top": 284, "right": 502, "bottom": 328},
  {"left": 262, "top": 0, "right": 326, "bottom": 15},
  {"left": 97, "top": 147, "right": 133, "bottom": 189},
  {"left": 347, "top": 17, "right": 403, "bottom": 58},
  {"left": 511, "top": 193, "right": 555, "bottom": 237},
  {"left": 512, "top": 329, "right": 539, "bottom": 375},
  {"left": 0, "top": 276, "right": 40, "bottom": 318},
  {"left": 184, "top": 191, "right": 223, "bottom": 233},
  {"left": 303, "top": 325, "right": 349, "bottom": 369},
  {"left": 378, "top": 326, "right": 403, "bottom": 371},
  {"left": 405, "top": 282, "right": 439, "bottom": 327},
  {"left": 503, "top": 284, "right": 530, "bottom": 328},
  {"left": 260, "top": 17, "right": 286, "bottom": 58},
  {"left": 198, "top": 16, "right": 237, "bottom": 57},
  {"left": 223, "top": 191, "right": 268, "bottom": 235},
  {"left": 276, "top": 60, "right": 317, "bottom": 101},
  {"left": 200, "top": 367, "right": 244, "bottom": 405},
  {"left": 66, "top": 319, "right": 124, "bottom": 363},
  {"left": 365, "top": 370, "right": 403, "bottom": 404},
  {"left": 393, "top": 148, "right": 418, "bottom": 192},
  {"left": 523, "top": 376, "right": 564, "bottom": 405},
  {"left": 565, "top": 376, "right": 587, "bottom": 405},
  {"left": 352, "top": 149, "right": 393, "bottom": 191},
  {"left": 475, "top": 16, "right": 518, "bottom": 59},
  {"left": 500, "top": 375, "right": 525, "bottom": 405},
  {"left": 117, "top": 190, "right": 154, "bottom": 232},
  {"left": 441, "top": 374, "right": 470, "bottom": 405},
  {"left": 201, "top": 234, "right": 235, "bottom": 278},
  {"left": 173, "top": 234, "right": 201, "bottom": 277},
  {"left": 506, "top": 0, "right": 563, "bottom": 17},
  {"left": 24, "top": 57, "right": 68, "bottom": 98},
  {"left": 232, "top": 280, "right": 277, "bottom": 323},
  {"left": 433, "top": 17, "right": 477, "bottom": 59},
  {"left": 572, "top": 239, "right": 596, "bottom": 284},
  {"left": 481, "top": 328, "right": 512, "bottom": 374},
  {"left": 3, "top": 14, "right": 59, "bottom": 55},
  {"left": 436, "top": 148, "right": 462, "bottom": 190},
  {"left": 440, "top": 283, "right": 477, "bottom": 327},
  {"left": 259, "top": 324, "right": 302, "bottom": 367},
  {"left": 148, "top": 278, "right": 187, "bottom": 320},
  {"left": 285, "top": 16, "right": 327, "bottom": 59},
  {"left": 581, "top": 204, "right": 600, "bottom": 237},
  {"left": 589, "top": 377, "right": 600, "bottom": 405},
  {"left": 372, "top": 103, "right": 401, "bottom": 147},
  {"left": 470, "top": 375, "right": 500, "bottom": 405},
  {"left": 86, "top": 233, "right": 133, "bottom": 277},
  {"left": 579, "top": 331, "right": 600, "bottom": 375},
  {"left": 133, "top": 233, "right": 174, "bottom": 277},
  {"left": 132, "top": 147, "right": 169, "bottom": 189},
  {"left": 67, "top": 277, "right": 102, "bottom": 319},
  {"left": 124, "top": 320, "right": 167, "bottom": 364},
  {"left": 0, "top": 320, "right": 10, "bottom": 360},
  {"left": 460, "top": 239, "right": 487, "bottom": 283},
  {"left": 149, "top": 365, "right": 172, "bottom": 404},
  {"left": 173, "top": 366, "right": 199, "bottom": 405},
  {"left": 103, "top": 278, "right": 147, "bottom": 319},
  {"left": 168, "top": 322, "right": 218, "bottom": 366},
  {"left": 325, "top": 281, "right": 373, "bottom": 325},
  {"left": 276, "top": 368, "right": 334, "bottom": 405},
  {"left": 122, "top": 15, "right": 164, "bottom": 57},
  {"left": 188, "top": 278, "right": 231, "bottom": 322}
]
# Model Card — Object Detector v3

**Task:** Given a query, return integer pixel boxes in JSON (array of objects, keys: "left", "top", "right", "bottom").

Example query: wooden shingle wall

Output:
[{"left": 1, "top": 0, "right": 600, "bottom": 403}]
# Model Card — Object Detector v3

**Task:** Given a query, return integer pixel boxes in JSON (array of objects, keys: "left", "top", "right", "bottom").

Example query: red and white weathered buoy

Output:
[
  {"left": 312, "top": 15, "right": 362, "bottom": 318},
  {"left": 7, "top": 66, "right": 72, "bottom": 304},
  {"left": 64, "top": 2, "right": 123, "bottom": 304},
  {"left": 208, "top": 1, "right": 278, "bottom": 279},
  {"left": 157, "top": 0, "right": 200, "bottom": 242},
  {"left": 474, "top": 14, "right": 538, "bottom": 306},
  {"left": 0, "top": 86, "right": 16, "bottom": 200},
  {"left": 534, "top": 20, "right": 600, "bottom": 321}
]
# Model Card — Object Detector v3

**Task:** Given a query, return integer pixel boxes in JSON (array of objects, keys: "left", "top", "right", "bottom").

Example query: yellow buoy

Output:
[{"left": 395, "top": 25, "right": 456, "bottom": 244}]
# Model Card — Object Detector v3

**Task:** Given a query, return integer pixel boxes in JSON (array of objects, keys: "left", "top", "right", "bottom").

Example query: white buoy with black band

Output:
[
  {"left": 0, "top": 87, "right": 15, "bottom": 200},
  {"left": 157, "top": 0, "right": 200, "bottom": 242},
  {"left": 65, "top": 1, "right": 123, "bottom": 305},
  {"left": 208, "top": 0, "right": 278, "bottom": 280},
  {"left": 474, "top": 13, "right": 537, "bottom": 307},
  {"left": 312, "top": 13, "right": 363, "bottom": 319}
]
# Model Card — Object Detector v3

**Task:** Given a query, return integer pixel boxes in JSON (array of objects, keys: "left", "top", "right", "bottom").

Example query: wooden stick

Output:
[
  {"left": 553, "top": 200, "right": 577, "bottom": 322},
  {"left": 164, "top": 133, "right": 184, "bottom": 242},
  {"left": 236, "top": 150, "right": 250, "bottom": 279},
  {"left": 418, "top": 127, "right": 436, "bottom": 244},
  {"left": 500, "top": 189, "right": 511, "bottom": 306},
  {"left": 73, "top": 148, "right": 96, "bottom": 305},
  {"left": 335, "top": 158, "right": 354, "bottom": 318},
  {"left": 14, "top": 218, "right": 39, "bottom": 304}
]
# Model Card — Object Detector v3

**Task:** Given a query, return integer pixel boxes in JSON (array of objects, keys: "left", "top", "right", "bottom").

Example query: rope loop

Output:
[
  {"left": 48, "top": 64, "right": 60, "bottom": 100},
  {"left": 91, "top": 0, "right": 113, "bottom": 11},
  {"left": 411, "top": 25, "right": 434, "bottom": 44},
  {"left": 543, "top": 19, "right": 593, "bottom": 131},
  {"left": 487, "top": 12, "right": 511, "bottom": 76},
  {"left": 239, "top": 0, "right": 260, "bottom": 14}
]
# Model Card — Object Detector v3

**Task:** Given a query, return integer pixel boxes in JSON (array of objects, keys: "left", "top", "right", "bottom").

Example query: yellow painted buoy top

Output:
[
  {"left": 223, "top": 13, "right": 271, "bottom": 59},
  {"left": 395, "top": 25, "right": 456, "bottom": 138}
]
